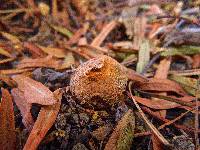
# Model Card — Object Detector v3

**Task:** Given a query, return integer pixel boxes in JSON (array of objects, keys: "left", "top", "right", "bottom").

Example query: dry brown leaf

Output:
[
  {"left": 137, "top": 78, "right": 187, "bottom": 96},
  {"left": 134, "top": 95, "right": 195, "bottom": 110},
  {"left": 129, "top": 82, "right": 170, "bottom": 147},
  {"left": 0, "top": 74, "right": 17, "bottom": 87},
  {"left": 11, "top": 88, "right": 34, "bottom": 131},
  {"left": 91, "top": 20, "right": 117, "bottom": 47},
  {"left": 57, "top": 52, "right": 75, "bottom": 69},
  {"left": 0, "top": 68, "right": 33, "bottom": 75},
  {"left": 66, "top": 23, "right": 89, "bottom": 45},
  {"left": 0, "top": 58, "right": 15, "bottom": 64},
  {"left": 0, "top": 88, "right": 16, "bottom": 150},
  {"left": 12, "top": 74, "right": 58, "bottom": 105},
  {"left": 133, "top": 17, "right": 146, "bottom": 50},
  {"left": 104, "top": 109, "right": 135, "bottom": 150},
  {"left": 125, "top": 68, "right": 149, "bottom": 83},
  {"left": 133, "top": 96, "right": 179, "bottom": 110},
  {"left": 0, "top": 47, "right": 13, "bottom": 57},
  {"left": 23, "top": 42, "right": 46, "bottom": 58},
  {"left": 17, "top": 56, "right": 61, "bottom": 69},
  {"left": 71, "top": 0, "right": 89, "bottom": 16},
  {"left": 154, "top": 58, "right": 171, "bottom": 79},
  {"left": 23, "top": 89, "right": 62, "bottom": 150},
  {"left": 38, "top": 45, "right": 68, "bottom": 58},
  {"left": 152, "top": 133, "right": 164, "bottom": 150},
  {"left": 192, "top": 54, "right": 200, "bottom": 68},
  {"left": 152, "top": 57, "right": 171, "bottom": 120},
  {"left": 0, "top": 31, "right": 21, "bottom": 44}
]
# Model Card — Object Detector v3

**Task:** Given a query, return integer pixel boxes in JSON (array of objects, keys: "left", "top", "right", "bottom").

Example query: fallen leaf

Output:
[
  {"left": 11, "top": 88, "right": 34, "bottom": 131},
  {"left": 153, "top": 58, "right": 171, "bottom": 117},
  {"left": 91, "top": 20, "right": 117, "bottom": 47},
  {"left": 0, "top": 74, "right": 17, "bottom": 87},
  {"left": 161, "top": 45, "right": 200, "bottom": 57},
  {"left": 133, "top": 17, "right": 146, "bottom": 49},
  {"left": 0, "top": 68, "right": 33, "bottom": 75},
  {"left": 170, "top": 75, "right": 199, "bottom": 97},
  {"left": 57, "top": 52, "right": 75, "bottom": 69},
  {"left": 38, "top": 45, "right": 68, "bottom": 58},
  {"left": 0, "top": 47, "right": 13, "bottom": 57},
  {"left": 152, "top": 133, "right": 164, "bottom": 150},
  {"left": 23, "top": 42, "right": 46, "bottom": 58},
  {"left": 136, "top": 39, "right": 150, "bottom": 73},
  {"left": 23, "top": 89, "right": 62, "bottom": 150},
  {"left": 155, "top": 58, "right": 171, "bottom": 79},
  {"left": 125, "top": 68, "right": 149, "bottom": 83},
  {"left": 129, "top": 83, "right": 170, "bottom": 147},
  {"left": 133, "top": 96, "right": 178, "bottom": 109},
  {"left": 12, "top": 74, "right": 58, "bottom": 105},
  {"left": 0, "top": 58, "right": 15, "bottom": 64},
  {"left": 0, "top": 31, "right": 21, "bottom": 44},
  {"left": 136, "top": 78, "right": 187, "bottom": 96},
  {"left": 50, "top": 24, "right": 73, "bottom": 38},
  {"left": 66, "top": 23, "right": 89, "bottom": 45},
  {"left": 52, "top": 0, "right": 58, "bottom": 19},
  {"left": 0, "top": 88, "right": 16, "bottom": 150},
  {"left": 17, "top": 56, "right": 61, "bottom": 69},
  {"left": 192, "top": 54, "right": 200, "bottom": 68},
  {"left": 104, "top": 109, "right": 135, "bottom": 150}
]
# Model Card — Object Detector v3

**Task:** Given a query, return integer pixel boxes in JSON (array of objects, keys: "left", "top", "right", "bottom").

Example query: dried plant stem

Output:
[
  {"left": 134, "top": 108, "right": 193, "bottom": 138},
  {"left": 128, "top": 82, "right": 171, "bottom": 146},
  {"left": 195, "top": 76, "right": 200, "bottom": 150}
]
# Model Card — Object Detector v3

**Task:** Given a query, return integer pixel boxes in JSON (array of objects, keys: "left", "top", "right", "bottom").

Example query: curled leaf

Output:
[
  {"left": 23, "top": 89, "right": 62, "bottom": 150},
  {"left": 11, "top": 88, "right": 34, "bottom": 131},
  {"left": 12, "top": 75, "right": 58, "bottom": 105}
]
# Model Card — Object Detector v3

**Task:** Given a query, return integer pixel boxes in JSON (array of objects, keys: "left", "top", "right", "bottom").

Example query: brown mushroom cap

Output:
[{"left": 70, "top": 55, "right": 128, "bottom": 105}]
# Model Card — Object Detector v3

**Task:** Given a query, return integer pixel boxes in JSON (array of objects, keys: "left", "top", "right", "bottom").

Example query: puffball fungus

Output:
[{"left": 70, "top": 55, "right": 128, "bottom": 105}]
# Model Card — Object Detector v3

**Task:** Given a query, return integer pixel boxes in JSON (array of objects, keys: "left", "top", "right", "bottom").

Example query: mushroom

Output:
[{"left": 70, "top": 55, "right": 128, "bottom": 106}]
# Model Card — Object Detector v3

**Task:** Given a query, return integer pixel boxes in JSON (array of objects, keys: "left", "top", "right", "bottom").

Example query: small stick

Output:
[
  {"left": 195, "top": 76, "right": 200, "bottom": 149},
  {"left": 128, "top": 81, "right": 171, "bottom": 146}
]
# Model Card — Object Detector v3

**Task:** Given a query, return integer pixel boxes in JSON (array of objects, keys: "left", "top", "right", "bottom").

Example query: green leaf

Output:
[
  {"left": 161, "top": 46, "right": 200, "bottom": 56},
  {"left": 136, "top": 39, "right": 150, "bottom": 73},
  {"left": 169, "top": 75, "right": 199, "bottom": 97},
  {"left": 50, "top": 24, "right": 73, "bottom": 38}
]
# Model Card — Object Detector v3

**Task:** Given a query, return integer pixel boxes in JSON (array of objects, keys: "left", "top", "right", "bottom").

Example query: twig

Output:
[
  {"left": 134, "top": 108, "right": 193, "bottom": 138},
  {"left": 128, "top": 82, "right": 171, "bottom": 146},
  {"left": 195, "top": 76, "right": 200, "bottom": 149},
  {"left": 142, "top": 107, "right": 200, "bottom": 133}
]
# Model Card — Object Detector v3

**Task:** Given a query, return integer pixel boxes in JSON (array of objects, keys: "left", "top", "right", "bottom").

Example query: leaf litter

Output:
[{"left": 0, "top": 0, "right": 200, "bottom": 150}]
